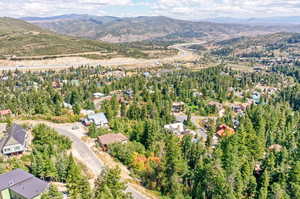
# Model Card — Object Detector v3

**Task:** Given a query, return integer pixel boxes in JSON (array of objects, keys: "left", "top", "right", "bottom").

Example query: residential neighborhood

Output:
[{"left": 0, "top": 3, "right": 300, "bottom": 198}]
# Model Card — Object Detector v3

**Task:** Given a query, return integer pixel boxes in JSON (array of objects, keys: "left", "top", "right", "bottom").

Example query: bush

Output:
[
  {"left": 88, "top": 124, "right": 110, "bottom": 138},
  {"left": 109, "top": 142, "right": 146, "bottom": 166}
]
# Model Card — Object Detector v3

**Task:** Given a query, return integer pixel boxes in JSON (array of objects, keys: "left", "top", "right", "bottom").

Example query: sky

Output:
[{"left": 0, "top": 0, "right": 300, "bottom": 20}]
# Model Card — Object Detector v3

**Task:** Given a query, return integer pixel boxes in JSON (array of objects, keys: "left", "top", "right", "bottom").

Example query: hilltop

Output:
[
  {"left": 0, "top": 17, "right": 146, "bottom": 59},
  {"left": 211, "top": 32, "right": 300, "bottom": 57}
]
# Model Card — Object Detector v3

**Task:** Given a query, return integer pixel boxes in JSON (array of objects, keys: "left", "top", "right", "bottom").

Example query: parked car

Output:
[{"left": 72, "top": 125, "right": 80, "bottom": 130}]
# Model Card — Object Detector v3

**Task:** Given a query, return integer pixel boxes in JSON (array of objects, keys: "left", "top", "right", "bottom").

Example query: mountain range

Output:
[
  {"left": 204, "top": 16, "right": 300, "bottom": 25},
  {"left": 22, "top": 14, "right": 296, "bottom": 43}
]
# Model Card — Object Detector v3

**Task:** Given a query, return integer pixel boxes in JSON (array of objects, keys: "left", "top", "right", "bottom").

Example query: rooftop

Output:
[
  {"left": 98, "top": 133, "right": 128, "bottom": 145},
  {"left": 0, "top": 169, "right": 32, "bottom": 191},
  {"left": 10, "top": 175, "right": 48, "bottom": 199},
  {"left": 88, "top": 112, "right": 108, "bottom": 125},
  {"left": 0, "top": 169, "right": 48, "bottom": 199},
  {"left": 3, "top": 124, "right": 27, "bottom": 147}
]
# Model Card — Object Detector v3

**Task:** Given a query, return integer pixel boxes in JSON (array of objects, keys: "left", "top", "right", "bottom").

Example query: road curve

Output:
[
  {"left": 48, "top": 124, "right": 151, "bottom": 199},
  {"left": 0, "top": 42, "right": 200, "bottom": 71},
  {"left": 16, "top": 120, "right": 151, "bottom": 199}
]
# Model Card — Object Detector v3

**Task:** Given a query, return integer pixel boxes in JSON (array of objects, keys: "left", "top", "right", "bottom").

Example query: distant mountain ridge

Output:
[
  {"left": 205, "top": 16, "right": 300, "bottom": 25},
  {"left": 21, "top": 14, "right": 119, "bottom": 24},
  {"left": 22, "top": 14, "right": 280, "bottom": 43}
]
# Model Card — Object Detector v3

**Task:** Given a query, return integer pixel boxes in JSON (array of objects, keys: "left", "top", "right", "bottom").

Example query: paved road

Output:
[
  {"left": 49, "top": 124, "right": 150, "bottom": 199},
  {"left": 52, "top": 126, "right": 105, "bottom": 174},
  {"left": 0, "top": 42, "right": 200, "bottom": 71}
]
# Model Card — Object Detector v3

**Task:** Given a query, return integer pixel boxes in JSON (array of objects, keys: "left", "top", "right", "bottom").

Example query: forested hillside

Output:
[{"left": 0, "top": 65, "right": 300, "bottom": 198}]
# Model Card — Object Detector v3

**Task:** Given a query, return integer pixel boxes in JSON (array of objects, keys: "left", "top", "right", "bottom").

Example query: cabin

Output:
[
  {"left": 98, "top": 133, "right": 128, "bottom": 151},
  {"left": 0, "top": 169, "right": 48, "bottom": 199},
  {"left": 0, "top": 124, "right": 28, "bottom": 155}
]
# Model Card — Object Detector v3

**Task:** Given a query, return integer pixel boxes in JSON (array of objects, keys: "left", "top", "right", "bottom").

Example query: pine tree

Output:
[
  {"left": 41, "top": 184, "right": 63, "bottom": 199},
  {"left": 289, "top": 161, "right": 300, "bottom": 198},
  {"left": 94, "top": 167, "right": 132, "bottom": 199}
]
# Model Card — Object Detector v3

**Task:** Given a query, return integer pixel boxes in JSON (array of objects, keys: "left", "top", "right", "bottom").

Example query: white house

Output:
[
  {"left": 164, "top": 123, "right": 185, "bottom": 136},
  {"left": 93, "top": 92, "right": 106, "bottom": 98}
]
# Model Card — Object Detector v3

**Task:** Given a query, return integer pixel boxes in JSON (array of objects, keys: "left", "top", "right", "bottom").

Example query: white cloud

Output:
[
  {"left": 78, "top": 0, "right": 132, "bottom": 6},
  {"left": 153, "top": 0, "right": 300, "bottom": 19}
]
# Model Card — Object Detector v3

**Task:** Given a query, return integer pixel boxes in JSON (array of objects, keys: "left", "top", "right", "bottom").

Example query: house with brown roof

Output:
[
  {"left": 98, "top": 133, "right": 128, "bottom": 151},
  {"left": 216, "top": 124, "right": 235, "bottom": 137},
  {"left": 0, "top": 169, "right": 48, "bottom": 199}
]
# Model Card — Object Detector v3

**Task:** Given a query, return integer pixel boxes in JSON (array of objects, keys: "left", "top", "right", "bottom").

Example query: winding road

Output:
[
  {"left": 0, "top": 42, "right": 200, "bottom": 71},
  {"left": 51, "top": 124, "right": 152, "bottom": 199},
  {"left": 17, "top": 121, "right": 153, "bottom": 199}
]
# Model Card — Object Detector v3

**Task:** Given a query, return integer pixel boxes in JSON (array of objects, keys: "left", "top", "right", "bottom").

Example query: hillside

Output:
[
  {"left": 23, "top": 15, "right": 274, "bottom": 43},
  {"left": 210, "top": 32, "right": 300, "bottom": 58},
  {"left": 0, "top": 17, "right": 145, "bottom": 59},
  {"left": 205, "top": 16, "right": 300, "bottom": 25}
]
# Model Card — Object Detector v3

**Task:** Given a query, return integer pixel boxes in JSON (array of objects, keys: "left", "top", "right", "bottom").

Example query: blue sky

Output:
[{"left": 0, "top": 0, "right": 299, "bottom": 19}]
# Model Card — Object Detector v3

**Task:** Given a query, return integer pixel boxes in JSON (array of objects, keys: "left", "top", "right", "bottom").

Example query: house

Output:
[
  {"left": 216, "top": 124, "right": 235, "bottom": 137},
  {"left": 51, "top": 81, "right": 61, "bottom": 89},
  {"left": 98, "top": 133, "right": 128, "bottom": 151},
  {"left": 80, "top": 109, "right": 95, "bottom": 116},
  {"left": 0, "top": 109, "right": 12, "bottom": 118},
  {"left": 172, "top": 102, "right": 185, "bottom": 113},
  {"left": 269, "top": 144, "right": 282, "bottom": 152},
  {"left": 83, "top": 113, "right": 109, "bottom": 127},
  {"left": 0, "top": 124, "right": 27, "bottom": 155},
  {"left": 252, "top": 92, "right": 261, "bottom": 104},
  {"left": 164, "top": 123, "right": 185, "bottom": 136},
  {"left": 93, "top": 92, "right": 106, "bottom": 99},
  {"left": 175, "top": 115, "right": 188, "bottom": 123},
  {"left": 123, "top": 90, "right": 134, "bottom": 97},
  {"left": 193, "top": 92, "right": 203, "bottom": 98},
  {"left": 143, "top": 72, "right": 151, "bottom": 78},
  {"left": 0, "top": 169, "right": 48, "bottom": 199},
  {"left": 63, "top": 102, "right": 72, "bottom": 109}
]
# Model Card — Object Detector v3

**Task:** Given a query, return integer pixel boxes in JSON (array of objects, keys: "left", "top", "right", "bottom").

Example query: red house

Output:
[
  {"left": 216, "top": 124, "right": 235, "bottom": 137},
  {"left": 0, "top": 109, "right": 12, "bottom": 117}
]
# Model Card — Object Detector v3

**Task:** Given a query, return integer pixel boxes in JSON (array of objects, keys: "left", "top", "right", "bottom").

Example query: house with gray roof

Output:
[
  {"left": 83, "top": 112, "right": 109, "bottom": 127},
  {"left": 0, "top": 168, "right": 48, "bottom": 199},
  {"left": 0, "top": 124, "right": 28, "bottom": 155}
]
